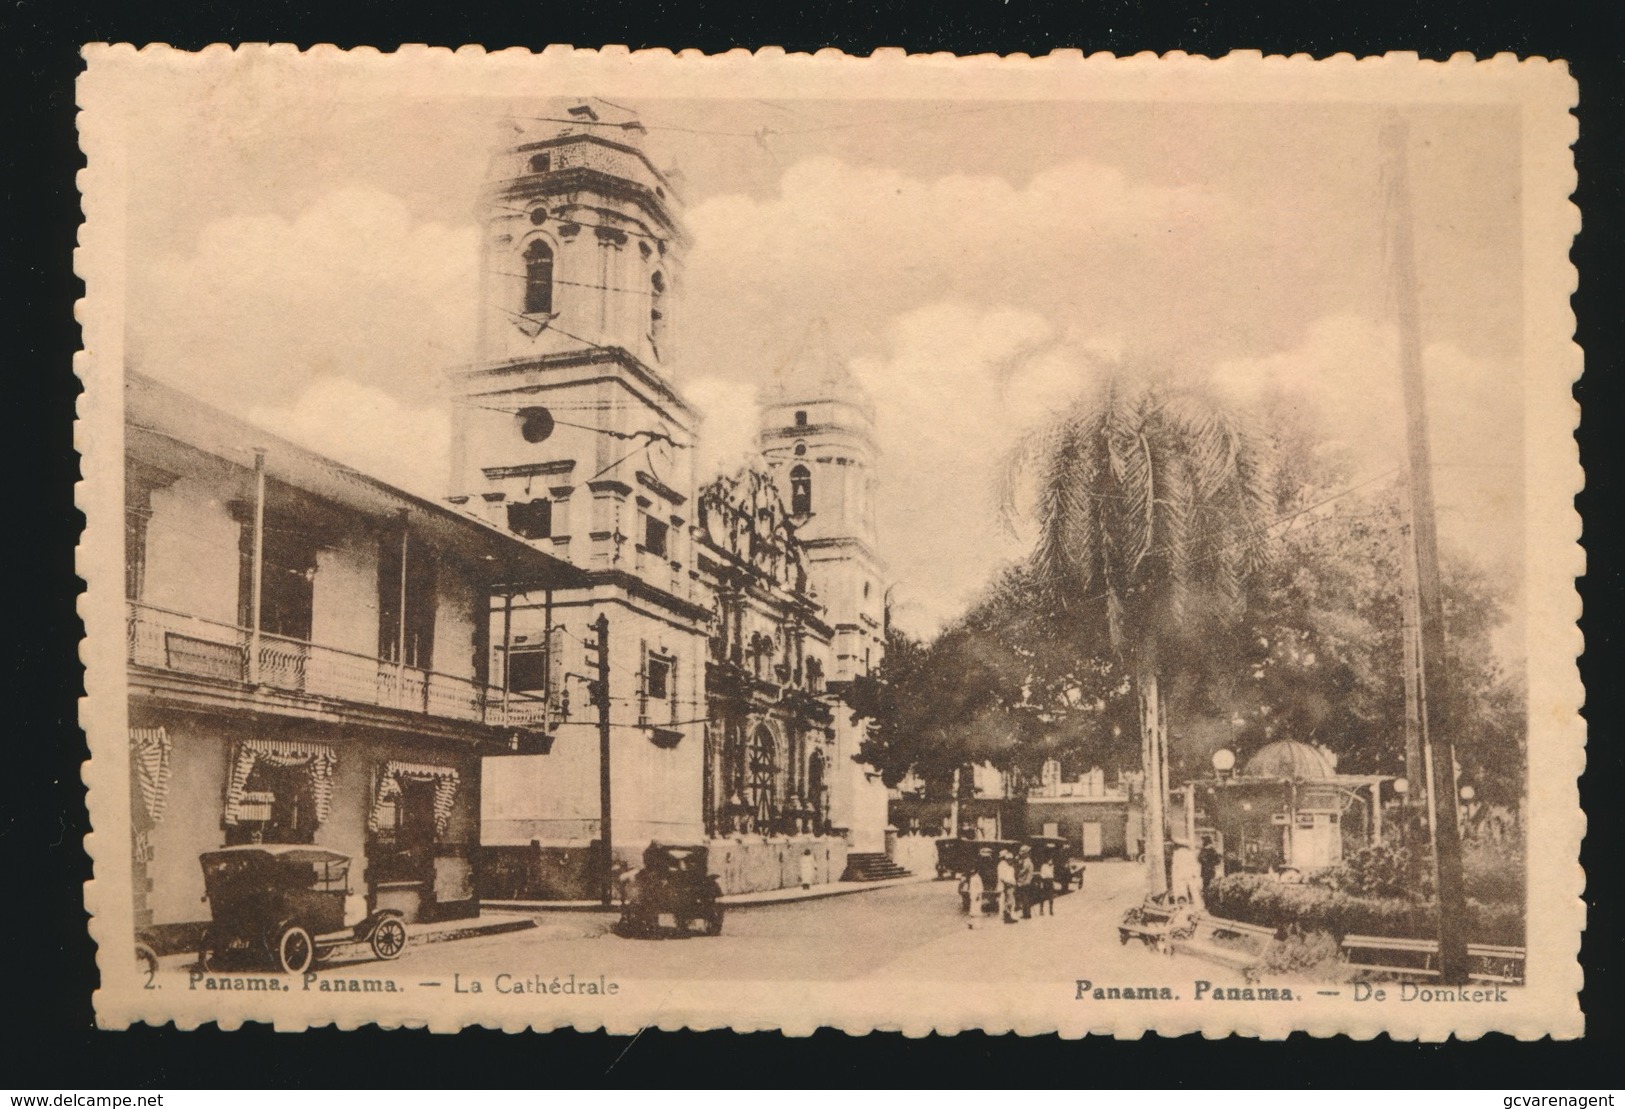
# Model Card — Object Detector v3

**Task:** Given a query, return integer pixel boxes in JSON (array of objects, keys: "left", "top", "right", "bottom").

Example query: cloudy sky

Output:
[{"left": 119, "top": 74, "right": 1524, "bottom": 638}]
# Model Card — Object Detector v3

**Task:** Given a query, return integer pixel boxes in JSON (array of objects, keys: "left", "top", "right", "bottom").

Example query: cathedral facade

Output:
[{"left": 447, "top": 101, "right": 890, "bottom": 897}]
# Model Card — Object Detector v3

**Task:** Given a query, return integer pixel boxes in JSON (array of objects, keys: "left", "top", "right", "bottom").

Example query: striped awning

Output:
[
  {"left": 368, "top": 761, "right": 460, "bottom": 839},
  {"left": 224, "top": 739, "right": 337, "bottom": 826},
  {"left": 129, "top": 727, "right": 172, "bottom": 826}
]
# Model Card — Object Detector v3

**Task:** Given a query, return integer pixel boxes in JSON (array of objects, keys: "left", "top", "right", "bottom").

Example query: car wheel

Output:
[
  {"left": 277, "top": 925, "right": 314, "bottom": 975},
  {"left": 370, "top": 917, "right": 407, "bottom": 961}
]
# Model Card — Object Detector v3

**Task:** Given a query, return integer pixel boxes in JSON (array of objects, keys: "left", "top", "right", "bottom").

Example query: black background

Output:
[{"left": 5, "top": 0, "right": 1621, "bottom": 1087}]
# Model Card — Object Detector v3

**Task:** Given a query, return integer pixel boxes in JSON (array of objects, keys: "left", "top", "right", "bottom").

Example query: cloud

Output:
[
  {"left": 682, "top": 374, "right": 761, "bottom": 479},
  {"left": 842, "top": 301, "right": 1120, "bottom": 637},
  {"left": 679, "top": 156, "right": 1226, "bottom": 386},
  {"left": 131, "top": 186, "right": 479, "bottom": 412},
  {"left": 1212, "top": 313, "right": 1523, "bottom": 565},
  {"left": 247, "top": 378, "right": 451, "bottom": 502}
]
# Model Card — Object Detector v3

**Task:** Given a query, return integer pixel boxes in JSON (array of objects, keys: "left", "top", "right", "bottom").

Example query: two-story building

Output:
[{"left": 125, "top": 372, "right": 583, "bottom": 949}]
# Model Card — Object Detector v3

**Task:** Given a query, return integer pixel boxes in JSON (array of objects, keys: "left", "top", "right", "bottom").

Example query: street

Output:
[{"left": 293, "top": 861, "right": 1243, "bottom": 988}]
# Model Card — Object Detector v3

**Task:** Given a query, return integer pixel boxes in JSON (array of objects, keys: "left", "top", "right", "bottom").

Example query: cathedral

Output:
[{"left": 448, "top": 100, "right": 891, "bottom": 897}]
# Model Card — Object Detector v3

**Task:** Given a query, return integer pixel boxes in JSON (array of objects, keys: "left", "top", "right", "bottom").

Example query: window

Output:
[
  {"left": 523, "top": 239, "right": 554, "bottom": 315},
  {"left": 530, "top": 207, "right": 548, "bottom": 226},
  {"left": 649, "top": 271, "right": 666, "bottom": 351},
  {"left": 794, "top": 410, "right": 808, "bottom": 427},
  {"left": 394, "top": 778, "right": 438, "bottom": 849},
  {"left": 790, "top": 465, "right": 811, "bottom": 516},
  {"left": 793, "top": 440, "right": 806, "bottom": 456},
  {"left": 377, "top": 532, "right": 436, "bottom": 670},
  {"left": 239, "top": 520, "right": 317, "bottom": 641},
  {"left": 528, "top": 152, "right": 551, "bottom": 174},
  {"left": 644, "top": 515, "right": 669, "bottom": 558},
  {"left": 507, "top": 498, "right": 552, "bottom": 540},
  {"left": 646, "top": 656, "right": 671, "bottom": 702},
  {"left": 507, "top": 649, "right": 549, "bottom": 694}
]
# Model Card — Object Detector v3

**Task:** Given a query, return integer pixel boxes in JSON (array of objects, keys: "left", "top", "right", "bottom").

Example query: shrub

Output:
[
  {"left": 1207, "top": 872, "right": 1523, "bottom": 946},
  {"left": 1252, "top": 928, "right": 1350, "bottom": 983},
  {"left": 1312, "top": 844, "right": 1433, "bottom": 900},
  {"left": 1462, "top": 837, "right": 1525, "bottom": 905}
]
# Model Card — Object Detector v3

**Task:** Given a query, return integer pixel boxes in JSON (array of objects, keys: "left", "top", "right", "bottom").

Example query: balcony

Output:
[{"left": 127, "top": 601, "right": 551, "bottom": 729}]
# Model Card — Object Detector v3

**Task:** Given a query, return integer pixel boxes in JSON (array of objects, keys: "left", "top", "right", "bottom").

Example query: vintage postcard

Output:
[{"left": 78, "top": 46, "right": 1581, "bottom": 1038}]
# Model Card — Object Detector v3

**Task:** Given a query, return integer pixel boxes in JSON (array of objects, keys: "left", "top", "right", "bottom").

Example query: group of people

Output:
[{"left": 961, "top": 844, "right": 1057, "bottom": 926}]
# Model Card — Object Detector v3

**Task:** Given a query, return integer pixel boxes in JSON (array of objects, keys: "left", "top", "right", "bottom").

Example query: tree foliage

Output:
[{"left": 855, "top": 369, "right": 1526, "bottom": 817}]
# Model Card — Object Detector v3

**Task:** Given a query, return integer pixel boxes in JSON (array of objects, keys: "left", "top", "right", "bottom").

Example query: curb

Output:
[{"left": 408, "top": 917, "right": 537, "bottom": 947}]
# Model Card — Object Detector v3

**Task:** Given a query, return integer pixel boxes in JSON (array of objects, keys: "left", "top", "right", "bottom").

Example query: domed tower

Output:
[
  {"left": 757, "top": 323, "right": 891, "bottom": 853},
  {"left": 757, "top": 322, "right": 885, "bottom": 678}
]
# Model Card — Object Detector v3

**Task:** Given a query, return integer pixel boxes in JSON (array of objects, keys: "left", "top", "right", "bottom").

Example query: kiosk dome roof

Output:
[{"left": 1243, "top": 740, "right": 1336, "bottom": 780}]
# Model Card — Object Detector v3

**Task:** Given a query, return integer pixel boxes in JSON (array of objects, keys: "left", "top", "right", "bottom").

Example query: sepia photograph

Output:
[{"left": 76, "top": 46, "right": 1581, "bottom": 1039}]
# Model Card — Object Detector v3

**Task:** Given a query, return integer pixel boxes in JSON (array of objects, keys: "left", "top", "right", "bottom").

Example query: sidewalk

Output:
[
  {"left": 154, "top": 908, "right": 568, "bottom": 971},
  {"left": 482, "top": 870, "right": 935, "bottom": 913}
]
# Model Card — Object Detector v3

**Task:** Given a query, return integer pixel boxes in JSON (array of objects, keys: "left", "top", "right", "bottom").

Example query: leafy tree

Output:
[{"left": 1002, "top": 370, "right": 1275, "bottom": 892}]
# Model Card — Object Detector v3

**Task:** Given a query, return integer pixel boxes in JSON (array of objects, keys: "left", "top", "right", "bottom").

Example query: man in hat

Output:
[{"left": 966, "top": 848, "right": 992, "bottom": 927}]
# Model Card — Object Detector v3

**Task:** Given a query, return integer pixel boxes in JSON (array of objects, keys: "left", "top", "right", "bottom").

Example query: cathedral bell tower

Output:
[
  {"left": 757, "top": 322, "right": 891, "bottom": 852},
  {"left": 455, "top": 100, "right": 710, "bottom": 859},
  {"left": 449, "top": 98, "right": 698, "bottom": 587}
]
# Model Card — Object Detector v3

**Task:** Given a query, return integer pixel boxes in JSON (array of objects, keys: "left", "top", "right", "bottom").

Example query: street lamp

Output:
[{"left": 1211, "top": 748, "right": 1236, "bottom": 780}]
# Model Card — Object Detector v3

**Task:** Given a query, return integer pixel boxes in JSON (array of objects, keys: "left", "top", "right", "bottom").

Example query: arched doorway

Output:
[{"left": 746, "top": 724, "right": 780, "bottom": 834}]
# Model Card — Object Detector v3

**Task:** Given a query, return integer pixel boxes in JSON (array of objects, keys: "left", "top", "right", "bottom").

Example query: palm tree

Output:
[{"left": 1002, "top": 370, "right": 1274, "bottom": 893}]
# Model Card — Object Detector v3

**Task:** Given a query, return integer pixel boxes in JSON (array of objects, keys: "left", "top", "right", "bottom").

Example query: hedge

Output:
[{"left": 1207, "top": 872, "right": 1524, "bottom": 947}]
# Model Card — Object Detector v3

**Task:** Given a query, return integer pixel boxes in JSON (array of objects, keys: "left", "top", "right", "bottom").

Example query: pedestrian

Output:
[
  {"left": 1169, "top": 836, "right": 1203, "bottom": 910},
  {"left": 1036, "top": 856, "right": 1056, "bottom": 916},
  {"left": 1016, "top": 846, "right": 1035, "bottom": 920},
  {"left": 1198, "top": 835, "right": 1222, "bottom": 893},
  {"left": 998, "top": 849, "right": 1018, "bottom": 923},
  {"left": 968, "top": 848, "right": 992, "bottom": 927},
  {"left": 799, "top": 847, "right": 815, "bottom": 890}
]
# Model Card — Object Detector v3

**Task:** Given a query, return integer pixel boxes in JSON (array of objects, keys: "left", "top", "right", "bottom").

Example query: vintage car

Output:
[
  {"left": 617, "top": 842, "right": 725, "bottom": 938},
  {"left": 1024, "top": 835, "right": 1085, "bottom": 893},
  {"left": 196, "top": 845, "right": 408, "bottom": 974}
]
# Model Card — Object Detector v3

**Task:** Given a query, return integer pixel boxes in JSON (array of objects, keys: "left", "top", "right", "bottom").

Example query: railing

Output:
[{"left": 128, "top": 601, "right": 550, "bottom": 729}]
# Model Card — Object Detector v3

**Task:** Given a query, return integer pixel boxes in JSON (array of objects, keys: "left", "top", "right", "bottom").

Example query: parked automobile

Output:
[
  {"left": 617, "top": 842, "right": 725, "bottom": 938},
  {"left": 196, "top": 845, "right": 408, "bottom": 974},
  {"left": 1024, "top": 835, "right": 1085, "bottom": 893}
]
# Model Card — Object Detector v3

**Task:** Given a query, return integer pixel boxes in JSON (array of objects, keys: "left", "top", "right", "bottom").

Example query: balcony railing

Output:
[{"left": 127, "top": 600, "right": 551, "bottom": 729}]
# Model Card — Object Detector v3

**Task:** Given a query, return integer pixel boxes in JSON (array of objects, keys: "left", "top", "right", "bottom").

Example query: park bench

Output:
[
  {"left": 1117, "top": 897, "right": 1196, "bottom": 953},
  {"left": 1171, "top": 915, "right": 1281, "bottom": 978},
  {"left": 1341, "top": 934, "right": 1526, "bottom": 985}
]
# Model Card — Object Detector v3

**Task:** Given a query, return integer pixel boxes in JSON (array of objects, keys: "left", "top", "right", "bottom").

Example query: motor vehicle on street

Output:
[
  {"left": 195, "top": 845, "right": 408, "bottom": 974},
  {"left": 617, "top": 842, "right": 725, "bottom": 938}
]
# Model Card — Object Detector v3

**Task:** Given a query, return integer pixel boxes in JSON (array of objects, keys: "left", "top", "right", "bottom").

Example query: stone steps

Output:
[{"left": 841, "top": 852, "right": 912, "bottom": 882}]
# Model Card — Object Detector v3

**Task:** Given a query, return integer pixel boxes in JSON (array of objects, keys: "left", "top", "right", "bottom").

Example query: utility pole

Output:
[
  {"left": 247, "top": 448, "right": 266, "bottom": 685},
  {"left": 1383, "top": 118, "right": 1471, "bottom": 984},
  {"left": 593, "top": 613, "right": 613, "bottom": 907}
]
